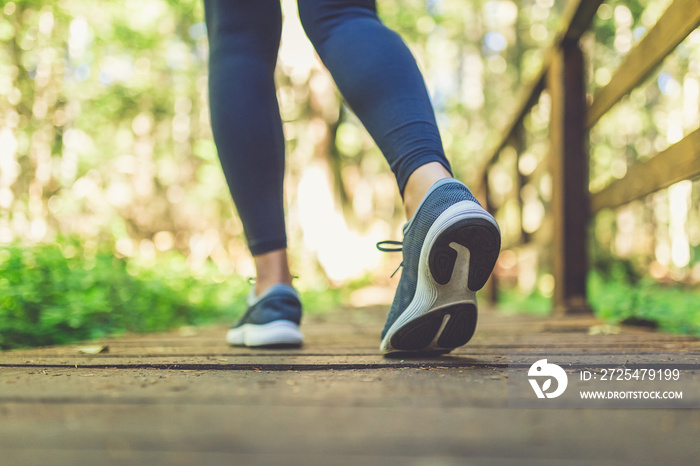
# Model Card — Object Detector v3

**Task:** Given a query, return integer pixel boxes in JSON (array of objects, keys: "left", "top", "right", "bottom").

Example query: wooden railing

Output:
[{"left": 479, "top": 0, "right": 700, "bottom": 314}]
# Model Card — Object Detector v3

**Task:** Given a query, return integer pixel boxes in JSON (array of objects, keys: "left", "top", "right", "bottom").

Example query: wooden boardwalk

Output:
[{"left": 2, "top": 306, "right": 699, "bottom": 465}]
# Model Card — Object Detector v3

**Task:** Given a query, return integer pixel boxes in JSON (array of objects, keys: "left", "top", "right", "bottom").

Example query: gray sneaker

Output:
[
  {"left": 226, "top": 284, "right": 303, "bottom": 347},
  {"left": 379, "top": 179, "right": 501, "bottom": 354}
]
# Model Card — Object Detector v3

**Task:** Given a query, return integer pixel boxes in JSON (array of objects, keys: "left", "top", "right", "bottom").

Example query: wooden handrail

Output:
[
  {"left": 479, "top": 0, "right": 602, "bottom": 174},
  {"left": 591, "top": 128, "right": 700, "bottom": 212},
  {"left": 477, "top": 0, "right": 700, "bottom": 314},
  {"left": 587, "top": 0, "right": 700, "bottom": 128},
  {"left": 479, "top": 60, "right": 548, "bottom": 176}
]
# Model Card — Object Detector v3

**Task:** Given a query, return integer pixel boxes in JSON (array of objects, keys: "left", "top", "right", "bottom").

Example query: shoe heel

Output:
[{"left": 428, "top": 217, "right": 501, "bottom": 291}]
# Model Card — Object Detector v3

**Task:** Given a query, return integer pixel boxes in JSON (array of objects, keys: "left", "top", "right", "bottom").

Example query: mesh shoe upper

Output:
[
  {"left": 233, "top": 284, "right": 302, "bottom": 328},
  {"left": 381, "top": 179, "right": 480, "bottom": 339}
]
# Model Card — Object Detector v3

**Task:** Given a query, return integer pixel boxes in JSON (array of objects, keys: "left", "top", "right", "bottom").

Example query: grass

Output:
[
  {"left": 587, "top": 268, "right": 700, "bottom": 335},
  {"left": 496, "top": 287, "right": 551, "bottom": 316},
  {"left": 0, "top": 240, "right": 345, "bottom": 350},
  {"left": 497, "top": 266, "right": 700, "bottom": 336}
]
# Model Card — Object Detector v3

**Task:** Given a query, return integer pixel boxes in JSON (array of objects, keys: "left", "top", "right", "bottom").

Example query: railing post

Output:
[
  {"left": 512, "top": 127, "right": 531, "bottom": 245},
  {"left": 548, "top": 39, "right": 592, "bottom": 315},
  {"left": 481, "top": 171, "right": 499, "bottom": 305}
]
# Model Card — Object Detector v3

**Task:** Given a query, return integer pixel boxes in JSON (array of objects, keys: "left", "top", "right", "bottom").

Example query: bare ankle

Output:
[
  {"left": 252, "top": 249, "right": 294, "bottom": 296},
  {"left": 403, "top": 162, "right": 452, "bottom": 219}
]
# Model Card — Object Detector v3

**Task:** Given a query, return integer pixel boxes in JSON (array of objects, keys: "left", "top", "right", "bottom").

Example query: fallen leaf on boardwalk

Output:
[
  {"left": 588, "top": 325, "right": 620, "bottom": 336},
  {"left": 179, "top": 326, "right": 198, "bottom": 337},
  {"left": 96, "top": 383, "right": 117, "bottom": 390},
  {"left": 78, "top": 345, "right": 109, "bottom": 354}
]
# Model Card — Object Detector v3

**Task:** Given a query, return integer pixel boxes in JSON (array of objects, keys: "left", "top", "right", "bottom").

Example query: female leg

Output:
[
  {"left": 298, "top": 0, "right": 501, "bottom": 353},
  {"left": 205, "top": 0, "right": 302, "bottom": 347}
]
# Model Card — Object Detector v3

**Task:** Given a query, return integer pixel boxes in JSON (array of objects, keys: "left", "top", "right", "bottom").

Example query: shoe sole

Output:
[
  {"left": 226, "top": 320, "right": 303, "bottom": 347},
  {"left": 380, "top": 201, "right": 500, "bottom": 354}
]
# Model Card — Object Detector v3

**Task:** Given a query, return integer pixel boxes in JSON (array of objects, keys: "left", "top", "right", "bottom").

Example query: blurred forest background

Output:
[{"left": 1, "top": 0, "right": 699, "bottom": 348}]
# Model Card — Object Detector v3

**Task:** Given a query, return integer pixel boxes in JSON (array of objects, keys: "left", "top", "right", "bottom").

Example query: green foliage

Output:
[
  {"left": 499, "top": 262, "right": 700, "bottom": 336},
  {"left": 497, "top": 287, "right": 551, "bottom": 316},
  {"left": 0, "top": 239, "right": 348, "bottom": 350},
  {"left": 0, "top": 240, "right": 248, "bottom": 350},
  {"left": 588, "top": 266, "right": 700, "bottom": 336}
]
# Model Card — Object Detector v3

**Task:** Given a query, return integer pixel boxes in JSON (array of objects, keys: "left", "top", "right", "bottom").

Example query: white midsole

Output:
[
  {"left": 226, "top": 320, "right": 303, "bottom": 347},
  {"left": 380, "top": 200, "right": 497, "bottom": 353}
]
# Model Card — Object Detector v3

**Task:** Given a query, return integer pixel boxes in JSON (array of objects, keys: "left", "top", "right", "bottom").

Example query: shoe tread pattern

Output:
[
  {"left": 428, "top": 217, "right": 500, "bottom": 291},
  {"left": 390, "top": 303, "right": 477, "bottom": 352}
]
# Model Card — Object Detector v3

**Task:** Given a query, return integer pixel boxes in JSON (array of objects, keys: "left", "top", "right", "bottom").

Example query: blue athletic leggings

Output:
[{"left": 204, "top": 0, "right": 452, "bottom": 255}]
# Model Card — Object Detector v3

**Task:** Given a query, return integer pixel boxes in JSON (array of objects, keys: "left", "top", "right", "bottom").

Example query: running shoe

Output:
[
  {"left": 379, "top": 178, "right": 501, "bottom": 354},
  {"left": 226, "top": 284, "right": 303, "bottom": 347}
]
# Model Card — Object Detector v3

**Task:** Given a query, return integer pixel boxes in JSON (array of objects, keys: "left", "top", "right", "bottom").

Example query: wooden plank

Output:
[
  {"left": 4, "top": 398, "right": 700, "bottom": 464},
  {"left": 591, "top": 128, "right": 700, "bottom": 212},
  {"left": 3, "top": 352, "right": 698, "bottom": 370},
  {"left": 2, "top": 308, "right": 700, "bottom": 465},
  {"left": 587, "top": 0, "right": 700, "bottom": 128},
  {"left": 548, "top": 40, "right": 592, "bottom": 315}
]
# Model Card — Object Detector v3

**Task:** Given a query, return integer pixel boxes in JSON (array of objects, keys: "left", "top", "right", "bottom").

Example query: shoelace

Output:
[
  {"left": 376, "top": 240, "right": 404, "bottom": 278},
  {"left": 247, "top": 275, "right": 300, "bottom": 286}
]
